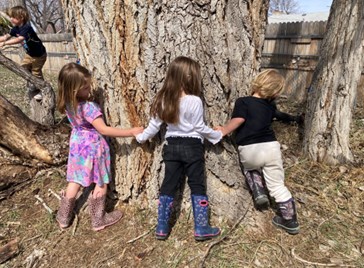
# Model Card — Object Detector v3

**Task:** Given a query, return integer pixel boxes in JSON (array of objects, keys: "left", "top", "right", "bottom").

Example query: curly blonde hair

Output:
[{"left": 251, "top": 69, "right": 285, "bottom": 99}]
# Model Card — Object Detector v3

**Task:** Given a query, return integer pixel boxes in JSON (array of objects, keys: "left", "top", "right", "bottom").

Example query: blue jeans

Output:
[{"left": 160, "top": 137, "right": 206, "bottom": 196}]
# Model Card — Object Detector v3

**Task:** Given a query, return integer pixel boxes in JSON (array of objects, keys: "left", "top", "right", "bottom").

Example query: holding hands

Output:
[
  {"left": 214, "top": 126, "right": 228, "bottom": 137},
  {"left": 130, "top": 127, "right": 144, "bottom": 137}
]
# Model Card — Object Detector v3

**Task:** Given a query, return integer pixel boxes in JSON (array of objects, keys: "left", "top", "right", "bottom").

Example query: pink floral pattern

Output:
[{"left": 66, "top": 101, "right": 111, "bottom": 187}]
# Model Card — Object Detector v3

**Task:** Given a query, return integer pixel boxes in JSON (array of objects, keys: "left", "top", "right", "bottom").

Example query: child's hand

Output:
[
  {"left": 214, "top": 126, "right": 226, "bottom": 136},
  {"left": 131, "top": 127, "right": 144, "bottom": 137}
]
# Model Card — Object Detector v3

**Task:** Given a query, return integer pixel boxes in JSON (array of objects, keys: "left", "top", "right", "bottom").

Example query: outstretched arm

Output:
[
  {"left": 0, "top": 35, "right": 24, "bottom": 48},
  {"left": 273, "top": 102, "right": 303, "bottom": 124},
  {"left": 0, "top": 34, "right": 10, "bottom": 43},
  {"left": 216, "top": 117, "right": 245, "bottom": 137},
  {"left": 92, "top": 117, "right": 143, "bottom": 137}
]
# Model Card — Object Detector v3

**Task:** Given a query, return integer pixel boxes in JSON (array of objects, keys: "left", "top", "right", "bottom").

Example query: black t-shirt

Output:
[
  {"left": 10, "top": 23, "right": 46, "bottom": 57},
  {"left": 231, "top": 96, "right": 298, "bottom": 146}
]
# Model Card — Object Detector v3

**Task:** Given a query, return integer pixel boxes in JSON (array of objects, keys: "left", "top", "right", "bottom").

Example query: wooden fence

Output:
[
  {"left": 262, "top": 21, "right": 364, "bottom": 104},
  {"left": 3, "top": 23, "right": 363, "bottom": 104}
]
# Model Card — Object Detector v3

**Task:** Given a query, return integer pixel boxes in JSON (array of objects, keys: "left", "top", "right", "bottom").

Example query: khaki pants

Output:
[
  {"left": 238, "top": 141, "right": 292, "bottom": 203},
  {"left": 21, "top": 53, "right": 47, "bottom": 79}
]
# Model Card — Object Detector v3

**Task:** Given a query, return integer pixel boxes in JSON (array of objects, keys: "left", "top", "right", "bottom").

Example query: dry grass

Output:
[{"left": 0, "top": 66, "right": 363, "bottom": 268}]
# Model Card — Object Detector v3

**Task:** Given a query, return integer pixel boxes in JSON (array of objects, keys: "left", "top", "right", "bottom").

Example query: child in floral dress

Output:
[{"left": 56, "top": 62, "right": 143, "bottom": 231}]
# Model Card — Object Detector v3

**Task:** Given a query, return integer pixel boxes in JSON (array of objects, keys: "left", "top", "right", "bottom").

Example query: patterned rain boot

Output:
[
  {"left": 272, "top": 198, "right": 300, "bottom": 235},
  {"left": 88, "top": 193, "right": 123, "bottom": 231},
  {"left": 191, "top": 195, "right": 221, "bottom": 241},
  {"left": 244, "top": 170, "right": 269, "bottom": 209},
  {"left": 155, "top": 195, "right": 174, "bottom": 240},
  {"left": 56, "top": 191, "right": 76, "bottom": 229}
]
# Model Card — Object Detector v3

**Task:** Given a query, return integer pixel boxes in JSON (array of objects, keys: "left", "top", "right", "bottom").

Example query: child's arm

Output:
[
  {"left": 92, "top": 117, "right": 143, "bottom": 137},
  {"left": 135, "top": 117, "right": 163, "bottom": 143},
  {"left": 273, "top": 102, "right": 303, "bottom": 124},
  {"left": 215, "top": 117, "right": 245, "bottom": 137},
  {"left": 0, "top": 34, "right": 11, "bottom": 47},
  {"left": 0, "top": 34, "right": 10, "bottom": 42},
  {"left": 0, "top": 35, "right": 24, "bottom": 48}
]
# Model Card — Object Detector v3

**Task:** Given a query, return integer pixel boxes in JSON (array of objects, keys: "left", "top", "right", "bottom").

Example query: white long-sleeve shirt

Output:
[{"left": 136, "top": 95, "right": 222, "bottom": 144}]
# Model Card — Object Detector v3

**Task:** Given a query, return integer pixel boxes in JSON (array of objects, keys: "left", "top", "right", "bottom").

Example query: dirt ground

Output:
[{"left": 0, "top": 66, "right": 363, "bottom": 268}]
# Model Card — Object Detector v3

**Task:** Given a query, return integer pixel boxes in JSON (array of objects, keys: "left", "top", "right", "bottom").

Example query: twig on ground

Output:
[
  {"left": 199, "top": 204, "right": 251, "bottom": 268},
  {"left": 118, "top": 247, "right": 127, "bottom": 260},
  {"left": 34, "top": 194, "right": 53, "bottom": 214},
  {"left": 248, "top": 239, "right": 286, "bottom": 266},
  {"left": 22, "top": 234, "right": 42, "bottom": 244},
  {"left": 360, "top": 238, "right": 364, "bottom": 255},
  {"left": 291, "top": 247, "right": 356, "bottom": 267},
  {"left": 95, "top": 252, "right": 119, "bottom": 267},
  {"left": 48, "top": 188, "right": 61, "bottom": 200},
  {"left": 71, "top": 214, "right": 79, "bottom": 236},
  {"left": 6, "top": 221, "right": 21, "bottom": 225},
  {"left": 316, "top": 215, "right": 335, "bottom": 238},
  {"left": 126, "top": 225, "right": 156, "bottom": 244}
]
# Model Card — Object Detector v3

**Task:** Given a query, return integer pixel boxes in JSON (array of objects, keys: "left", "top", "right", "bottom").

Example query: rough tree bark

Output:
[
  {"left": 0, "top": 93, "right": 68, "bottom": 165},
  {"left": 61, "top": 0, "right": 269, "bottom": 221},
  {"left": 0, "top": 92, "right": 68, "bottom": 199},
  {"left": 303, "top": 0, "right": 364, "bottom": 164}
]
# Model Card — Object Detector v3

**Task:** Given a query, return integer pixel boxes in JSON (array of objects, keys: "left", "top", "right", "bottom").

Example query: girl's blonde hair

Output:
[
  {"left": 8, "top": 6, "right": 29, "bottom": 23},
  {"left": 57, "top": 63, "right": 92, "bottom": 114},
  {"left": 251, "top": 69, "right": 285, "bottom": 99},
  {"left": 150, "top": 56, "right": 202, "bottom": 124}
]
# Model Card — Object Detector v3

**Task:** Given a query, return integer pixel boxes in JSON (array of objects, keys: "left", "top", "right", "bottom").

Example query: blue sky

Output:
[{"left": 297, "top": 0, "right": 333, "bottom": 13}]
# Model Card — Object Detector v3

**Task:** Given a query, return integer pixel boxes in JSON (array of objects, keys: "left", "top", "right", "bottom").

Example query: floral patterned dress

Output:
[{"left": 66, "top": 101, "right": 111, "bottom": 187}]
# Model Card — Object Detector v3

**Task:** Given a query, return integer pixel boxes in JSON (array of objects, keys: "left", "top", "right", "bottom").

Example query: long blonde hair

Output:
[
  {"left": 57, "top": 63, "right": 92, "bottom": 114},
  {"left": 251, "top": 69, "right": 285, "bottom": 99},
  {"left": 150, "top": 56, "right": 202, "bottom": 124}
]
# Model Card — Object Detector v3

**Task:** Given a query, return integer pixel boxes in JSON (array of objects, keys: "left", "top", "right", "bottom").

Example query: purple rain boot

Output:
[
  {"left": 272, "top": 198, "right": 300, "bottom": 235},
  {"left": 244, "top": 169, "right": 270, "bottom": 209}
]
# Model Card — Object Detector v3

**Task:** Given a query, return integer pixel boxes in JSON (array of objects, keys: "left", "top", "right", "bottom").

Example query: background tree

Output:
[
  {"left": 0, "top": 0, "right": 65, "bottom": 33},
  {"left": 303, "top": 0, "right": 364, "bottom": 164},
  {"left": 60, "top": 0, "right": 270, "bottom": 221},
  {"left": 25, "top": 0, "right": 65, "bottom": 33},
  {"left": 269, "top": 0, "right": 300, "bottom": 14}
]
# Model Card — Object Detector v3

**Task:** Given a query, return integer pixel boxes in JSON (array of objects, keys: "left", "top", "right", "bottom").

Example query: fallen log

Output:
[
  {"left": 0, "top": 93, "right": 69, "bottom": 165},
  {"left": 0, "top": 239, "right": 18, "bottom": 264}
]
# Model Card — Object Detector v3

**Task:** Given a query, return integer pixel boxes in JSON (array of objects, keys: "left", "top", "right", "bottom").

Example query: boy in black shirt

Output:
[
  {"left": 0, "top": 6, "right": 47, "bottom": 100},
  {"left": 216, "top": 69, "right": 300, "bottom": 235}
]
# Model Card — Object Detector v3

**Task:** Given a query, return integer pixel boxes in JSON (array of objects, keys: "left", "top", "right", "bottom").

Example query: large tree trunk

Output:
[
  {"left": 61, "top": 0, "right": 269, "bottom": 221},
  {"left": 303, "top": 0, "right": 364, "bottom": 164}
]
